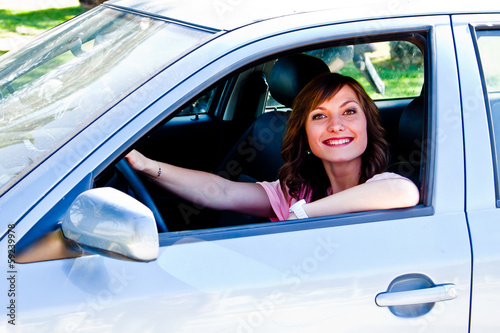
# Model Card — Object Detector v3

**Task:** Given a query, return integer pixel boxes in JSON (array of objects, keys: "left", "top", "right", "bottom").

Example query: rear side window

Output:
[
  {"left": 309, "top": 41, "right": 424, "bottom": 100},
  {"left": 266, "top": 40, "right": 424, "bottom": 109},
  {"left": 476, "top": 29, "right": 500, "bottom": 203},
  {"left": 476, "top": 31, "right": 500, "bottom": 92}
]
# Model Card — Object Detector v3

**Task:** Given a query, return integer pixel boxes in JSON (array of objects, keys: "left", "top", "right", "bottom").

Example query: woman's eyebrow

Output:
[
  {"left": 312, "top": 106, "right": 327, "bottom": 111},
  {"left": 312, "top": 100, "right": 360, "bottom": 111},
  {"left": 340, "top": 99, "right": 361, "bottom": 107}
]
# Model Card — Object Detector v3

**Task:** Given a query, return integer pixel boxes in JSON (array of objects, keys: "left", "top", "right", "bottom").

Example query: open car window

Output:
[{"left": 96, "top": 36, "right": 428, "bottom": 234}]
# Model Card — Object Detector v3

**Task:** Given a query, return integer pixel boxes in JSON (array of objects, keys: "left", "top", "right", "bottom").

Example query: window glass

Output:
[
  {"left": 309, "top": 41, "right": 424, "bottom": 100},
  {"left": 266, "top": 41, "right": 424, "bottom": 110},
  {"left": 0, "top": 7, "right": 212, "bottom": 195},
  {"left": 476, "top": 30, "right": 500, "bottom": 202},
  {"left": 177, "top": 88, "right": 216, "bottom": 116},
  {"left": 477, "top": 31, "right": 500, "bottom": 92}
]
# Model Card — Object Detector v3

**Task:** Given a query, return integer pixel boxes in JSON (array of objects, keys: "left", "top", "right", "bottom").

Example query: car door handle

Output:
[{"left": 375, "top": 284, "right": 458, "bottom": 307}]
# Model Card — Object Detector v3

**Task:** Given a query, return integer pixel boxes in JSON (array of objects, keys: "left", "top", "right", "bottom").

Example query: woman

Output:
[{"left": 126, "top": 73, "right": 419, "bottom": 221}]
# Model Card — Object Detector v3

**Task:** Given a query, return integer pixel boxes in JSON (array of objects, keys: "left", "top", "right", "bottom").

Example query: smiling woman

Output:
[
  {"left": 125, "top": 72, "right": 419, "bottom": 222},
  {"left": 281, "top": 73, "right": 388, "bottom": 202}
]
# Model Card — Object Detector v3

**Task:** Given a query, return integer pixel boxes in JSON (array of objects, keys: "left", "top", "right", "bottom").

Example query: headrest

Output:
[{"left": 268, "top": 54, "right": 330, "bottom": 107}]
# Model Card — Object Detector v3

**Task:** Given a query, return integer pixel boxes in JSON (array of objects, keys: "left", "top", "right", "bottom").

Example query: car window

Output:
[
  {"left": 266, "top": 40, "right": 424, "bottom": 109},
  {"left": 312, "top": 41, "right": 424, "bottom": 99},
  {"left": 177, "top": 87, "right": 217, "bottom": 116},
  {"left": 137, "top": 37, "right": 427, "bottom": 232},
  {"left": 476, "top": 29, "right": 500, "bottom": 202},
  {"left": 476, "top": 31, "right": 500, "bottom": 92},
  {"left": 0, "top": 7, "right": 212, "bottom": 196}
]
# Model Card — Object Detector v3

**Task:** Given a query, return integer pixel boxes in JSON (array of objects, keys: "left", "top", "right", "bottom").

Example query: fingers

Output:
[{"left": 124, "top": 149, "right": 146, "bottom": 171}]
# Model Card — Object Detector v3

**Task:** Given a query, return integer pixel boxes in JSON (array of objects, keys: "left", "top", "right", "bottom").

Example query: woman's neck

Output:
[{"left": 323, "top": 158, "right": 362, "bottom": 194}]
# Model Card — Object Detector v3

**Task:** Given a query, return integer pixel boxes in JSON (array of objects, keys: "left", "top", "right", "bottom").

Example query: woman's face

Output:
[{"left": 305, "top": 85, "right": 368, "bottom": 170}]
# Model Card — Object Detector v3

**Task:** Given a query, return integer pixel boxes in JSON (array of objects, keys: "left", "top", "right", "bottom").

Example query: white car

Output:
[{"left": 1, "top": 0, "right": 500, "bottom": 331}]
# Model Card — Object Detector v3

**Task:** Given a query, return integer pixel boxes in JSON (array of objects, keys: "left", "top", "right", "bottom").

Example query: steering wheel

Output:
[{"left": 115, "top": 159, "right": 168, "bottom": 232}]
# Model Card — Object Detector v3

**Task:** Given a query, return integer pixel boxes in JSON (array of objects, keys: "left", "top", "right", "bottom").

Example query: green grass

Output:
[
  {"left": 338, "top": 42, "right": 424, "bottom": 100},
  {"left": 0, "top": 7, "right": 86, "bottom": 37},
  {"left": 340, "top": 61, "right": 423, "bottom": 100}
]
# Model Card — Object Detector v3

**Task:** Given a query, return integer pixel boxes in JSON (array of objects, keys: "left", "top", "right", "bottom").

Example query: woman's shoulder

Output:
[{"left": 257, "top": 179, "right": 281, "bottom": 192}]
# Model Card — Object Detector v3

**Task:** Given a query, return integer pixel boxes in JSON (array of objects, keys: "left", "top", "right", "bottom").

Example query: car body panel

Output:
[
  {"left": 15, "top": 213, "right": 471, "bottom": 332},
  {"left": 452, "top": 13, "right": 500, "bottom": 331}
]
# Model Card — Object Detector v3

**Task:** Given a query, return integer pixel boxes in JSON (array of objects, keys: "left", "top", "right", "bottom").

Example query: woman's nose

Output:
[{"left": 327, "top": 115, "right": 345, "bottom": 132}]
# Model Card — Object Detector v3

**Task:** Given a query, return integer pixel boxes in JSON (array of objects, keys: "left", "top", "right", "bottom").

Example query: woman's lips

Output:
[{"left": 322, "top": 137, "right": 353, "bottom": 146}]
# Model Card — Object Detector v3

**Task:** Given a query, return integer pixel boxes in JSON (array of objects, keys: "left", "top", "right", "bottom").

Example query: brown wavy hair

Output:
[{"left": 279, "top": 73, "right": 389, "bottom": 201}]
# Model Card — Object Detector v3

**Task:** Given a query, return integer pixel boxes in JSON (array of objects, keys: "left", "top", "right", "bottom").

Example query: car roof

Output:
[{"left": 107, "top": 0, "right": 499, "bottom": 31}]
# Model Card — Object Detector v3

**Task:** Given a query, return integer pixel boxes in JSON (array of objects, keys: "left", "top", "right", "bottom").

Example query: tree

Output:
[
  {"left": 389, "top": 41, "right": 423, "bottom": 68},
  {"left": 79, "top": 0, "right": 107, "bottom": 9}
]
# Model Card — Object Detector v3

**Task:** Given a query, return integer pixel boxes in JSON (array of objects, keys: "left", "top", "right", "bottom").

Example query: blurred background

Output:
[{"left": 0, "top": 0, "right": 106, "bottom": 56}]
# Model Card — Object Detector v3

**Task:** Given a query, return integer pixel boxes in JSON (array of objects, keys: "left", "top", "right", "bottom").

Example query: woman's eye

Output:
[
  {"left": 343, "top": 109, "right": 356, "bottom": 115},
  {"left": 312, "top": 113, "right": 325, "bottom": 120}
]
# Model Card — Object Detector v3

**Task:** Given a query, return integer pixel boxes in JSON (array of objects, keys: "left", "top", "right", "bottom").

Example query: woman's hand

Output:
[{"left": 125, "top": 149, "right": 150, "bottom": 173}]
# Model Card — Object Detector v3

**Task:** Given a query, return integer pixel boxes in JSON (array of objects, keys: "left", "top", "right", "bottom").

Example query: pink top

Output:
[{"left": 257, "top": 172, "right": 408, "bottom": 221}]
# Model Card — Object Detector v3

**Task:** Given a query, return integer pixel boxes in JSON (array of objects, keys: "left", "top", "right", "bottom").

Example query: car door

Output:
[
  {"left": 452, "top": 13, "right": 500, "bottom": 332},
  {"left": 3, "top": 15, "right": 472, "bottom": 332}
]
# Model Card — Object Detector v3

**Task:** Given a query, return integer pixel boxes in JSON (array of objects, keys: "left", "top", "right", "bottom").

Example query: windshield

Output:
[{"left": 0, "top": 6, "right": 212, "bottom": 195}]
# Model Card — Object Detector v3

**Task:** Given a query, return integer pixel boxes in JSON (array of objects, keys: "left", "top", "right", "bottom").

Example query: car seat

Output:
[
  {"left": 389, "top": 93, "right": 426, "bottom": 195},
  {"left": 216, "top": 53, "right": 330, "bottom": 183}
]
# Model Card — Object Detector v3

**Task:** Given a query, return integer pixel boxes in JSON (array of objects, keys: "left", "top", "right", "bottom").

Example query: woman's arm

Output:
[
  {"left": 125, "top": 150, "right": 274, "bottom": 217},
  {"left": 295, "top": 177, "right": 419, "bottom": 219}
]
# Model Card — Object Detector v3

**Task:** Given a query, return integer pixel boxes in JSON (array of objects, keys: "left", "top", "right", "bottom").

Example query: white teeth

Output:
[{"left": 325, "top": 138, "right": 351, "bottom": 145}]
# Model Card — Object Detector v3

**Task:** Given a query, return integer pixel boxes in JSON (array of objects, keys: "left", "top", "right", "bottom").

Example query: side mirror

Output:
[{"left": 62, "top": 187, "right": 159, "bottom": 262}]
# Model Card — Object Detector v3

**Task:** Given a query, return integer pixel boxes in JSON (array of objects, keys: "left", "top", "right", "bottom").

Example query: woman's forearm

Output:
[
  {"left": 127, "top": 150, "right": 232, "bottom": 209},
  {"left": 125, "top": 150, "right": 273, "bottom": 216},
  {"left": 302, "top": 178, "right": 419, "bottom": 218},
  {"left": 155, "top": 162, "right": 236, "bottom": 210}
]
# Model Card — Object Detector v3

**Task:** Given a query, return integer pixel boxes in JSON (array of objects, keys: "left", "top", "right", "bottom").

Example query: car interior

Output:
[{"left": 96, "top": 34, "right": 428, "bottom": 233}]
